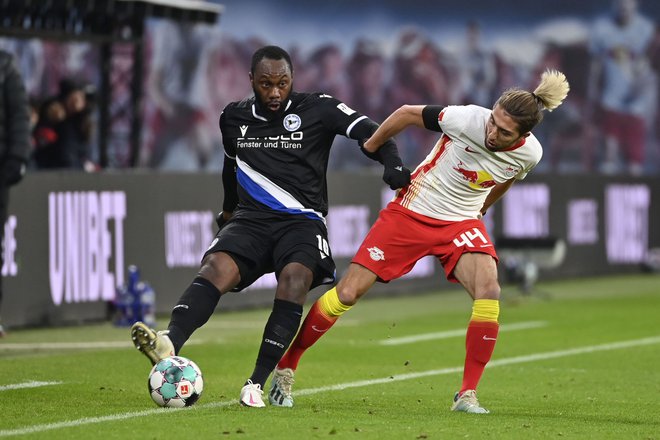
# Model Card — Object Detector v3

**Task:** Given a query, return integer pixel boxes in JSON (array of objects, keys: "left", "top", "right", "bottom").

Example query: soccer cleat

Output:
[
  {"left": 130, "top": 321, "right": 175, "bottom": 366},
  {"left": 269, "top": 368, "right": 295, "bottom": 407},
  {"left": 239, "top": 380, "right": 266, "bottom": 408},
  {"left": 451, "top": 389, "right": 490, "bottom": 414}
]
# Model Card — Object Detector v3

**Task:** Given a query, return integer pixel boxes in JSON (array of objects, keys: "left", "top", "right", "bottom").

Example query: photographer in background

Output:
[{"left": 0, "top": 49, "right": 30, "bottom": 337}]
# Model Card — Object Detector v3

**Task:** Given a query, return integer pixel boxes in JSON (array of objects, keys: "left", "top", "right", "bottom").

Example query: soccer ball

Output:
[{"left": 148, "top": 356, "right": 204, "bottom": 407}]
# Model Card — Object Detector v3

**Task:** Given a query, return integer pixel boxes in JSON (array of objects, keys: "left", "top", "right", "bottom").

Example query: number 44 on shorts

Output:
[{"left": 453, "top": 228, "right": 491, "bottom": 248}]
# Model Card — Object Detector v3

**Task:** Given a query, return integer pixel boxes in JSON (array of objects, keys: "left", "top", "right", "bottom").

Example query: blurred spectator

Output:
[
  {"left": 32, "top": 97, "right": 66, "bottom": 169},
  {"left": 141, "top": 20, "right": 213, "bottom": 170},
  {"left": 534, "top": 43, "right": 597, "bottom": 173},
  {"left": 0, "top": 50, "right": 30, "bottom": 337},
  {"left": 457, "top": 21, "right": 497, "bottom": 107},
  {"left": 0, "top": 38, "right": 45, "bottom": 97},
  {"left": 49, "top": 79, "right": 96, "bottom": 171},
  {"left": 197, "top": 34, "right": 252, "bottom": 170},
  {"left": 587, "top": 0, "right": 656, "bottom": 175},
  {"left": 347, "top": 39, "right": 389, "bottom": 123},
  {"left": 650, "top": 24, "right": 660, "bottom": 172},
  {"left": 328, "top": 39, "right": 388, "bottom": 171},
  {"left": 28, "top": 96, "right": 39, "bottom": 136},
  {"left": 302, "top": 44, "right": 349, "bottom": 102},
  {"left": 389, "top": 29, "right": 451, "bottom": 165}
]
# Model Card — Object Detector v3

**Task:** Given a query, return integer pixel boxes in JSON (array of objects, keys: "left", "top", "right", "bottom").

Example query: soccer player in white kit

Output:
[{"left": 270, "top": 69, "right": 570, "bottom": 413}]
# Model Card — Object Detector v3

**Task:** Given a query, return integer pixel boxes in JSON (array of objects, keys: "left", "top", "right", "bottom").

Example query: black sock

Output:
[
  {"left": 167, "top": 276, "right": 221, "bottom": 353},
  {"left": 248, "top": 299, "right": 303, "bottom": 388}
]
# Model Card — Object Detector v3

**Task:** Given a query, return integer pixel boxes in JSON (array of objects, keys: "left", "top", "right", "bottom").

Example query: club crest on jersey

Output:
[
  {"left": 367, "top": 246, "right": 385, "bottom": 261},
  {"left": 284, "top": 114, "right": 301, "bottom": 132}
]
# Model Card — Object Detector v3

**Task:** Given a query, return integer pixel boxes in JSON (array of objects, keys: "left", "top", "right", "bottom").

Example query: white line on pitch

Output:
[
  {"left": 1, "top": 334, "right": 658, "bottom": 438},
  {"left": 0, "top": 381, "right": 62, "bottom": 392},
  {"left": 0, "top": 340, "right": 202, "bottom": 351},
  {"left": 379, "top": 320, "right": 547, "bottom": 346}
]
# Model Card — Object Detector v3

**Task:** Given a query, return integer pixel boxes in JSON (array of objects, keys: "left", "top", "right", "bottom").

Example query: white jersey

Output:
[{"left": 393, "top": 105, "right": 542, "bottom": 221}]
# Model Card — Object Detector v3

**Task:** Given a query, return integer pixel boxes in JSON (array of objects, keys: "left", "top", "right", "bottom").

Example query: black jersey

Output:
[{"left": 220, "top": 92, "right": 368, "bottom": 221}]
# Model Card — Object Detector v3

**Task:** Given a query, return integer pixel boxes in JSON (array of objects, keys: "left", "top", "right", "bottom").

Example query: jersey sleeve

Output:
[
  {"left": 516, "top": 152, "right": 542, "bottom": 180},
  {"left": 219, "top": 110, "right": 236, "bottom": 158},
  {"left": 437, "top": 105, "right": 472, "bottom": 138},
  {"left": 316, "top": 94, "right": 368, "bottom": 138}
]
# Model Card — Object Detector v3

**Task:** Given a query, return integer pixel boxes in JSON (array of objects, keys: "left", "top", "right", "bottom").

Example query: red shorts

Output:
[{"left": 352, "top": 203, "right": 498, "bottom": 283}]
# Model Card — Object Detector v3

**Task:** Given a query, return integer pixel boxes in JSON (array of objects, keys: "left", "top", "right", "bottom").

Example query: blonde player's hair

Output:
[{"left": 495, "top": 69, "right": 570, "bottom": 134}]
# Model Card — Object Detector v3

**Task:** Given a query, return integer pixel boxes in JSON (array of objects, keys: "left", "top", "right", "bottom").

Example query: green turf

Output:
[{"left": 1, "top": 274, "right": 659, "bottom": 439}]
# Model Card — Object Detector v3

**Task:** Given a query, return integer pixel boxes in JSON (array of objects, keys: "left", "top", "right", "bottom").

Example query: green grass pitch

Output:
[{"left": 1, "top": 274, "right": 659, "bottom": 439}]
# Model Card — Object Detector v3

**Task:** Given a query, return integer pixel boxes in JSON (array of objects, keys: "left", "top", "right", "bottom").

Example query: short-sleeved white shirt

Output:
[{"left": 393, "top": 105, "right": 542, "bottom": 221}]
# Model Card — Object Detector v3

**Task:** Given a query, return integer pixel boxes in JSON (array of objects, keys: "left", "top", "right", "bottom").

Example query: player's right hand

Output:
[{"left": 382, "top": 165, "right": 411, "bottom": 190}]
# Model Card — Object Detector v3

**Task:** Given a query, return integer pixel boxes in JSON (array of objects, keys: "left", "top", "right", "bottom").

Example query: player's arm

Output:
[
  {"left": 350, "top": 117, "right": 411, "bottom": 190},
  {"left": 218, "top": 155, "right": 237, "bottom": 226},
  {"left": 480, "top": 178, "right": 516, "bottom": 217},
  {"left": 363, "top": 104, "right": 443, "bottom": 152},
  {"left": 2, "top": 57, "right": 30, "bottom": 186},
  {"left": 217, "top": 112, "right": 237, "bottom": 229}
]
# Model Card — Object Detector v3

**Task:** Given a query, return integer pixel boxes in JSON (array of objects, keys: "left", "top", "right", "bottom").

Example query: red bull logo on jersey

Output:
[
  {"left": 504, "top": 166, "right": 520, "bottom": 178},
  {"left": 453, "top": 161, "right": 497, "bottom": 189}
]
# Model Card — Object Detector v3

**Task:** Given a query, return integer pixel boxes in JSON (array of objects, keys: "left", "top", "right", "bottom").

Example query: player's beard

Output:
[{"left": 253, "top": 86, "right": 292, "bottom": 120}]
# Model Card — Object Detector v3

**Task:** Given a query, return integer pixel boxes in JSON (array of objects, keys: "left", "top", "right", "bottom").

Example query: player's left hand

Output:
[{"left": 382, "top": 165, "right": 411, "bottom": 190}]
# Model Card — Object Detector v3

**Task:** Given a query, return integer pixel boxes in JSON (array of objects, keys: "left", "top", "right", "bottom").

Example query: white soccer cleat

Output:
[
  {"left": 269, "top": 368, "right": 295, "bottom": 407},
  {"left": 451, "top": 389, "right": 490, "bottom": 414},
  {"left": 240, "top": 380, "right": 266, "bottom": 408},
  {"left": 130, "top": 321, "right": 175, "bottom": 366}
]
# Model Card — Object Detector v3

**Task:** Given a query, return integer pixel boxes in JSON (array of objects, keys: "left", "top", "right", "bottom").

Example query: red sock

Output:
[
  {"left": 277, "top": 301, "right": 338, "bottom": 371},
  {"left": 460, "top": 320, "right": 499, "bottom": 393}
]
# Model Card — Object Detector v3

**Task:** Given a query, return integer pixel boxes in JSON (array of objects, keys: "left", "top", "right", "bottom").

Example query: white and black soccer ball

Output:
[{"left": 148, "top": 356, "right": 204, "bottom": 408}]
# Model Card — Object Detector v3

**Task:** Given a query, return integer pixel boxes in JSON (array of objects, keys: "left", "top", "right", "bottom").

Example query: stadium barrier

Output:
[{"left": 2, "top": 171, "right": 658, "bottom": 329}]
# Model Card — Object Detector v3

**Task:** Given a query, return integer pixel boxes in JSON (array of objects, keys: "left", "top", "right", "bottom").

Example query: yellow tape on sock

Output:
[{"left": 471, "top": 299, "right": 499, "bottom": 322}]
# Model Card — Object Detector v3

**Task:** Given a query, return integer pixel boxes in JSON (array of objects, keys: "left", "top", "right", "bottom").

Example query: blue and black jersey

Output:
[{"left": 220, "top": 92, "right": 371, "bottom": 222}]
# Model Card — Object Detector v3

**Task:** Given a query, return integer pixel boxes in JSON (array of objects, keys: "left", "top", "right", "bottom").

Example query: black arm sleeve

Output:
[
  {"left": 422, "top": 105, "right": 445, "bottom": 132},
  {"left": 221, "top": 155, "right": 238, "bottom": 212},
  {"left": 350, "top": 117, "right": 402, "bottom": 166},
  {"left": 218, "top": 109, "right": 238, "bottom": 212},
  {"left": 349, "top": 117, "right": 379, "bottom": 140}
]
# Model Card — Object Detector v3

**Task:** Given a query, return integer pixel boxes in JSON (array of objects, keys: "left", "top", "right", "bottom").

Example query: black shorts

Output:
[{"left": 204, "top": 211, "right": 336, "bottom": 292}]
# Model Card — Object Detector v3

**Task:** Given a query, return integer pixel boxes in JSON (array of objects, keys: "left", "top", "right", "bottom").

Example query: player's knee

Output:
[
  {"left": 336, "top": 284, "right": 362, "bottom": 306},
  {"left": 275, "top": 264, "right": 313, "bottom": 304},
  {"left": 276, "top": 272, "right": 310, "bottom": 304},
  {"left": 474, "top": 281, "right": 501, "bottom": 300},
  {"left": 198, "top": 253, "right": 239, "bottom": 293}
]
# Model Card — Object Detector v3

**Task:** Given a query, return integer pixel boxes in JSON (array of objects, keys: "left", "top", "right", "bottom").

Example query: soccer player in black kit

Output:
[{"left": 130, "top": 45, "right": 411, "bottom": 407}]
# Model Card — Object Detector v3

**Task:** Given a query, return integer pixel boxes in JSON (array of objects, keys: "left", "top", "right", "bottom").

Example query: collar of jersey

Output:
[{"left": 251, "top": 100, "right": 293, "bottom": 121}]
